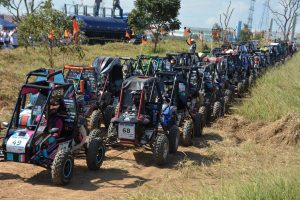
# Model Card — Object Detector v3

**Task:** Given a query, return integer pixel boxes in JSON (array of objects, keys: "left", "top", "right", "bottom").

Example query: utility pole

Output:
[
  {"left": 247, "top": 0, "right": 256, "bottom": 31},
  {"left": 268, "top": 18, "right": 273, "bottom": 40}
]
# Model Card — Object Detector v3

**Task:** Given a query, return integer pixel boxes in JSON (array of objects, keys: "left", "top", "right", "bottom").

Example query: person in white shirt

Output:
[{"left": 9, "top": 28, "right": 18, "bottom": 48}]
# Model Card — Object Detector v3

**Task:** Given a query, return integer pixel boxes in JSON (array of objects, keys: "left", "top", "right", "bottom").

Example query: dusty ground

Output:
[{"left": 1, "top": 114, "right": 300, "bottom": 200}]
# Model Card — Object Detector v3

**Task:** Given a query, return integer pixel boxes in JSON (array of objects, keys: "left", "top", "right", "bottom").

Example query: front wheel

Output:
[
  {"left": 181, "top": 120, "right": 193, "bottom": 146},
  {"left": 86, "top": 135, "right": 105, "bottom": 170},
  {"left": 153, "top": 134, "right": 169, "bottom": 166},
  {"left": 51, "top": 150, "right": 74, "bottom": 185},
  {"left": 168, "top": 125, "right": 180, "bottom": 153},
  {"left": 194, "top": 113, "right": 203, "bottom": 138}
]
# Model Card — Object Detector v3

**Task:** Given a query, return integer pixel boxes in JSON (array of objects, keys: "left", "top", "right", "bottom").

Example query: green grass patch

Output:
[
  {"left": 236, "top": 53, "right": 300, "bottom": 122},
  {"left": 127, "top": 168, "right": 300, "bottom": 200}
]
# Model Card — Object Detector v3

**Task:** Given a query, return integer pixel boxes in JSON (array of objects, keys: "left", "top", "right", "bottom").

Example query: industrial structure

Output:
[{"left": 247, "top": 0, "right": 256, "bottom": 30}]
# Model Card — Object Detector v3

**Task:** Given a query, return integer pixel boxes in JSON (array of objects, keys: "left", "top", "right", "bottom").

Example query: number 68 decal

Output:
[{"left": 123, "top": 128, "right": 131, "bottom": 133}]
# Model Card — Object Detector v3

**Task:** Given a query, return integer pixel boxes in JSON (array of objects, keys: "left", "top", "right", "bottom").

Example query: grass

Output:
[
  {"left": 127, "top": 169, "right": 300, "bottom": 200},
  {"left": 236, "top": 53, "right": 300, "bottom": 122}
]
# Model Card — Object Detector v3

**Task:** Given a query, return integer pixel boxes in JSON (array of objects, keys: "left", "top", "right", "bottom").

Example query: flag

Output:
[
  {"left": 187, "top": 36, "right": 192, "bottom": 45},
  {"left": 73, "top": 18, "right": 79, "bottom": 36},
  {"left": 48, "top": 30, "right": 55, "bottom": 41},
  {"left": 125, "top": 31, "right": 131, "bottom": 39},
  {"left": 64, "top": 30, "right": 69, "bottom": 38}
]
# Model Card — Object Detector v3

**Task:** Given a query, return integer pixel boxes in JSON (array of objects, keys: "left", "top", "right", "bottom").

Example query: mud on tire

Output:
[
  {"left": 153, "top": 134, "right": 169, "bottom": 165},
  {"left": 51, "top": 150, "right": 74, "bottom": 185},
  {"left": 168, "top": 125, "right": 180, "bottom": 153}
]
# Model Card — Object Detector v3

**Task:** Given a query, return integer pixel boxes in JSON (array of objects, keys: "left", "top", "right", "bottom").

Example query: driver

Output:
[{"left": 48, "top": 98, "right": 63, "bottom": 138}]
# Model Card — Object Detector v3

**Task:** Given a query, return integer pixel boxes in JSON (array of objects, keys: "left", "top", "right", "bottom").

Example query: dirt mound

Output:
[{"left": 212, "top": 114, "right": 300, "bottom": 146}]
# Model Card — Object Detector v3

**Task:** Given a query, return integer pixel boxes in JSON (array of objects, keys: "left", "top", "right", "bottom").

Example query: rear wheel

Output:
[
  {"left": 153, "top": 134, "right": 169, "bottom": 165},
  {"left": 181, "top": 120, "right": 193, "bottom": 146},
  {"left": 237, "top": 82, "right": 243, "bottom": 97},
  {"left": 104, "top": 105, "right": 115, "bottom": 129},
  {"left": 212, "top": 101, "right": 222, "bottom": 119},
  {"left": 86, "top": 135, "right": 105, "bottom": 170},
  {"left": 249, "top": 75, "right": 254, "bottom": 87},
  {"left": 51, "top": 150, "right": 74, "bottom": 185},
  {"left": 225, "top": 89, "right": 233, "bottom": 101},
  {"left": 89, "top": 128, "right": 103, "bottom": 139},
  {"left": 194, "top": 113, "right": 203, "bottom": 138},
  {"left": 199, "top": 106, "right": 207, "bottom": 128},
  {"left": 90, "top": 110, "right": 104, "bottom": 130},
  {"left": 168, "top": 125, "right": 180, "bottom": 153},
  {"left": 224, "top": 96, "right": 230, "bottom": 114}
]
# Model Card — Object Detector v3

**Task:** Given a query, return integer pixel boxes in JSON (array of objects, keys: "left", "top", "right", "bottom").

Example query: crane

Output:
[
  {"left": 247, "top": 0, "right": 256, "bottom": 30},
  {"left": 258, "top": 0, "right": 270, "bottom": 31}
]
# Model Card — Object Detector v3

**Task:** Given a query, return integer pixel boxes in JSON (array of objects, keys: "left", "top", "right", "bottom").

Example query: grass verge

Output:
[{"left": 236, "top": 53, "right": 300, "bottom": 122}]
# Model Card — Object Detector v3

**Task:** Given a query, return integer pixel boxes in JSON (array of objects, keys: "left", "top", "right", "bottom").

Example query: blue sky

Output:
[{"left": 1, "top": 0, "right": 300, "bottom": 32}]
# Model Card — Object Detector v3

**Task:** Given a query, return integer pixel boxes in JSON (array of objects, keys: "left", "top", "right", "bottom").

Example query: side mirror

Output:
[
  {"left": 49, "top": 127, "right": 59, "bottom": 135},
  {"left": 80, "top": 80, "right": 85, "bottom": 93},
  {"left": 2, "top": 122, "right": 8, "bottom": 129}
]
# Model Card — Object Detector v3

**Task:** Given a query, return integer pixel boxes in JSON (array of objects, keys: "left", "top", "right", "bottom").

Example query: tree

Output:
[
  {"left": 128, "top": 0, "right": 181, "bottom": 52},
  {"left": 238, "top": 24, "right": 253, "bottom": 41},
  {"left": 0, "top": 0, "right": 44, "bottom": 22},
  {"left": 219, "top": 0, "right": 235, "bottom": 42},
  {"left": 18, "top": 0, "right": 84, "bottom": 67},
  {"left": 268, "top": 0, "right": 300, "bottom": 40}
]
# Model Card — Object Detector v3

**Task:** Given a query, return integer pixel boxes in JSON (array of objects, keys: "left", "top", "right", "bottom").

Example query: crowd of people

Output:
[{"left": 0, "top": 27, "right": 18, "bottom": 48}]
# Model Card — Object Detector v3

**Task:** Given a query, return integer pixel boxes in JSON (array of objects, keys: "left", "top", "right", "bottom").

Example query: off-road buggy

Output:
[
  {"left": 101, "top": 76, "right": 179, "bottom": 165},
  {"left": 193, "top": 61, "right": 226, "bottom": 124},
  {"left": 156, "top": 70, "right": 203, "bottom": 146},
  {"left": 166, "top": 52, "right": 201, "bottom": 68},
  {"left": 90, "top": 56, "right": 124, "bottom": 129},
  {"left": 1, "top": 80, "right": 105, "bottom": 185},
  {"left": 63, "top": 57, "right": 123, "bottom": 130}
]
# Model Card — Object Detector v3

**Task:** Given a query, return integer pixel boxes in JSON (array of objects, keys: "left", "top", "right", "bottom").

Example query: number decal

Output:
[{"left": 12, "top": 140, "right": 22, "bottom": 146}]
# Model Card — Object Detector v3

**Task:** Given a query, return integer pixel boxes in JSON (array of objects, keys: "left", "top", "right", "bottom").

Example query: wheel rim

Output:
[
  {"left": 63, "top": 159, "right": 72, "bottom": 178},
  {"left": 96, "top": 145, "right": 104, "bottom": 164},
  {"left": 163, "top": 141, "right": 168, "bottom": 159}
]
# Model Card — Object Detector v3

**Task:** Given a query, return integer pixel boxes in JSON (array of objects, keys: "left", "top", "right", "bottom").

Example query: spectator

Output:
[
  {"left": 9, "top": 28, "right": 18, "bottom": 48},
  {"left": 113, "top": 0, "right": 123, "bottom": 17},
  {"left": 1, "top": 28, "right": 9, "bottom": 47},
  {"left": 189, "top": 38, "right": 196, "bottom": 54}
]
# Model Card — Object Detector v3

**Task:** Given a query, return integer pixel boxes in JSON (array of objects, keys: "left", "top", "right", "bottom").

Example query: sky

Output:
[{"left": 1, "top": 0, "right": 300, "bottom": 33}]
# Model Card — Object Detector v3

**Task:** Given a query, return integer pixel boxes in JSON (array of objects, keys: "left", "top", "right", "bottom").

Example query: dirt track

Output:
[
  {"left": 0, "top": 133, "right": 219, "bottom": 200},
  {"left": 1, "top": 114, "right": 300, "bottom": 200}
]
